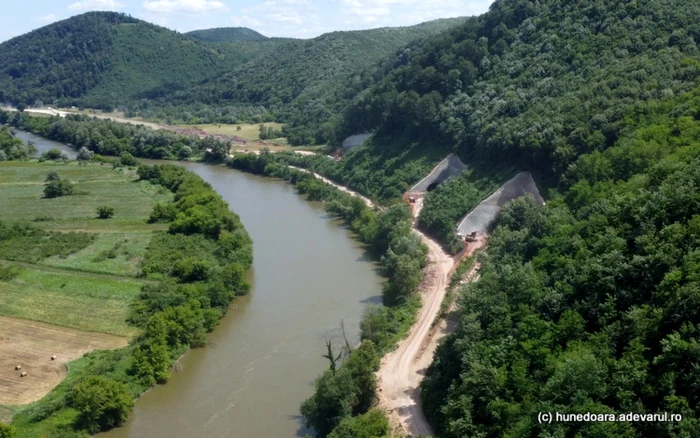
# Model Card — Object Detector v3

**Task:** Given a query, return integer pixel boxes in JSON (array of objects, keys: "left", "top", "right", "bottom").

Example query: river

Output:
[
  {"left": 14, "top": 129, "right": 78, "bottom": 160},
  {"left": 21, "top": 132, "right": 384, "bottom": 437}
]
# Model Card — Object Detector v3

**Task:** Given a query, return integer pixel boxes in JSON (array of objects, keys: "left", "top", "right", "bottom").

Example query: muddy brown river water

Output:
[{"left": 21, "top": 132, "right": 384, "bottom": 437}]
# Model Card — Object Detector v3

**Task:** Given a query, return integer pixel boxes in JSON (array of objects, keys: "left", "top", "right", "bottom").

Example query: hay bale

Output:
[
  {"left": 51, "top": 355, "right": 57, "bottom": 361},
  {"left": 15, "top": 365, "right": 21, "bottom": 370},
  {"left": 20, "top": 371, "right": 27, "bottom": 377}
]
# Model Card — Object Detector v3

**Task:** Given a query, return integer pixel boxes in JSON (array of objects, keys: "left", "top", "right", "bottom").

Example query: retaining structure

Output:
[{"left": 408, "top": 154, "right": 467, "bottom": 194}]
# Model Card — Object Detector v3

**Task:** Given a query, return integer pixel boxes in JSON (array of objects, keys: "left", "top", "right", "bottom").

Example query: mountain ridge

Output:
[{"left": 186, "top": 27, "right": 268, "bottom": 43}]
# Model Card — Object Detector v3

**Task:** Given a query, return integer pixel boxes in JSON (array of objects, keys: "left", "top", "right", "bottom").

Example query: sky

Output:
[{"left": 2, "top": 0, "right": 495, "bottom": 43}]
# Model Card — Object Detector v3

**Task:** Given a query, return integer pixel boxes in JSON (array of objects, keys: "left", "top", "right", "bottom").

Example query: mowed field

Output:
[
  {"left": 0, "top": 316, "right": 127, "bottom": 405},
  {"left": 177, "top": 122, "right": 285, "bottom": 141},
  {"left": 0, "top": 161, "right": 170, "bottom": 407}
]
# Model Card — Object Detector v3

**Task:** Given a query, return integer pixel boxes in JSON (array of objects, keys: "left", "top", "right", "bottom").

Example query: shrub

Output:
[
  {"left": 327, "top": 409, "right": 390, "bottom": 438},
  {"left": 45, "top": 171, "right": 61, "bottom": 182},
  {"left": 70, "top": 375, "right": 133, "bottom": 433},
  {"left": 77, "top": 147, "right": 94, "bottom": 161},
  {"left": 0, "top": 423, "right": 17, "bottom": 438},
  {"left": 120, "top": 152, "right": 140, "bottom": 167},
  {"left": 0, "top": 221, "right": 94, "bottom": 262},
  {"left": 148, "top": 202, "right": 176, "bottom": 223},
  {"left": 43, "top": 173, "right": 74, "bottom": 198},
  {"left": 0, "top": 264, "right": 22, "bottom": 281},
  {"left": 42, "top": 148, "right": 68, "bottom": 161},
  {"left": 96, "top": 206, "right": 115, "bottom": 219}
]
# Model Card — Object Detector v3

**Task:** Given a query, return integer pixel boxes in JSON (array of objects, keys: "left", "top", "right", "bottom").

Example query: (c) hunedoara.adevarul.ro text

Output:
[{"left": 537, "top": 412, "right": 683, "bottom": 424}]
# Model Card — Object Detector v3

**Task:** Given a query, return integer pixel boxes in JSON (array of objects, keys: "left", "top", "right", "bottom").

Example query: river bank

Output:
[{"left": 11, "top": 130, "right": 384, "bottom": 437}]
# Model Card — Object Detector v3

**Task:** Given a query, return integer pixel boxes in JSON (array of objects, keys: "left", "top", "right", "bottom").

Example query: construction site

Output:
[{"left": 382, "top": 153, "right": 545, "bottom": 436}]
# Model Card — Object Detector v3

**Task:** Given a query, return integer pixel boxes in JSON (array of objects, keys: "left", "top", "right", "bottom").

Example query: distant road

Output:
[{"left": 10, "top": 107, "right": 316, "bottom": 156}]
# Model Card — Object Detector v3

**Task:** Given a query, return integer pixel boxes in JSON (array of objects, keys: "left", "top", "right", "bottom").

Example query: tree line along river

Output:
[{"left": 20, "top": 130, "right": 384, "bottom": 438}]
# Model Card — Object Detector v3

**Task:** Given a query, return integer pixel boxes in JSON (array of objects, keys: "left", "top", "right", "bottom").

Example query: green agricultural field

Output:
[
  {"left": 183, "top": 122, "right": 285, "bottom": 141},
  {"left": 0, "top": 264, "right": 142, "bottom": 337},
  {"left": 42, "top": 232, "right": 153, "bottom": 277},
  {"left": 0, "top": 161, "right": 171, "bottom": 336},
  {"left": 0, "top": 162, "right": 171, "bottom": 226}
]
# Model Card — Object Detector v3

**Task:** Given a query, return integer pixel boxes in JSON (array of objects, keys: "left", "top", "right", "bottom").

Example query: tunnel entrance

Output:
[{"left": 427, "top": 182, "right": 438, "bottom": 192}]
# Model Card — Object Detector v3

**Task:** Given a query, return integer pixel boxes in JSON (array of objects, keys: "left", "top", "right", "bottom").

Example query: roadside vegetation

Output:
[{"left": 228, "top": 152, "right": 426, "bottom": 436}]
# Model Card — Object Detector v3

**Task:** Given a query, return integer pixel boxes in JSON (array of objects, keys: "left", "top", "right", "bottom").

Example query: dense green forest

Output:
[
  {"left": 131, "top": 18, "right": 467, "bottom": 132},
  {"left": 0, "top": 12, "right": 278, "bottom": 110},
  {"left": 267, "top": 0, "right": 700, "bottom": 240},
  {"left": 422, "top": 83, "right": 700, "bottom": 438},
  {"left": 308, "top": 0, "right": 699, "bottom": 169},
  {"left": 0, "top": 13, "right": 465, "bottom": 131},
  {"left": 185, "top": 27, "right": 269, "bottom": 43},
  {"left": 9, "top": 163, "right": 253, "bottom": 436}
]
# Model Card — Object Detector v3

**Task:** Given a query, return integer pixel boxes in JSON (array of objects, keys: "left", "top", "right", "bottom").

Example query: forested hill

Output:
[
  {"left": 136, "top": 18, "right": 468, "bottom": 126},
  {"left": 0, "top": 12, "right": 273, "bottom": 109},
  {"left": 421, "top": 78, "right": 700, "bottom": 438},
  {"left": 186, "top": 27, "right": 268, "bottom": 42},
  {"left": 321, "top": 0, "right": 700, "bottom": 177}
]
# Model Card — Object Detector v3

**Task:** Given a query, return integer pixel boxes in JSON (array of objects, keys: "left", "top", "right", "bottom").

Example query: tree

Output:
[
  {"left": 323, "top": 339, "right": 343, "bottom": 375},
  {"left": 120, "top": 152, "right": 139, "bottom": 167},
  {"left": 42, "top": 148, "right": 67, "bottom": 161},
  {"left": 301, "top": 367, "right": 357, "bottom": 437},
  {"left": 77, "top": 146, "right": 94, "bottom": 161},
  {"left": 131, "top": 340, "right": 173, "bottom": 384},
  {"left": 43, "top": 173, "right": 74, "bottom": 198},
  {"left": 70, "top": 375, "right": 134, "bottom": 433},
  {"left": 96, "top": 206, "right": 114, "bottom": 219}
]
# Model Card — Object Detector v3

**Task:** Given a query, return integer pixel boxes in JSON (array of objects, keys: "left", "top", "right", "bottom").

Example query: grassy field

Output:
[
  {"left": 0, "top": 264, "right": 142, "bottom": 337},
  {"left": 176, "top": 122, "right": 285, "bottom": 141},
  {"left": 0, "top": 161, "right": 170, "bottom": 336},
  {"left": 43, "top": 232, "right": 153, "bottom": 277},
  {"left": 0, "top": 162, "right": 170, "bottom": 225},
  {"left": 52, "top": 107, "right": 286, "bottom": 141}
]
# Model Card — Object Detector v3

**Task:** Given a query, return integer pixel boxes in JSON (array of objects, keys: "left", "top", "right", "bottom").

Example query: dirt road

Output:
[
  {"left": 377, "top": 193, "right": 485, "bottom": 437},
  {"left": 17, "top": 107, "right": 316, "bottom": 156},
  {"left": 288, "top": 166, "right": 375, "bottom": 208},
  {"left": 280, "top": 169, "right": 468, "bottom": 436},
  {"left": 377, "top": 226, "right": 454, "bottom": 437}
]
